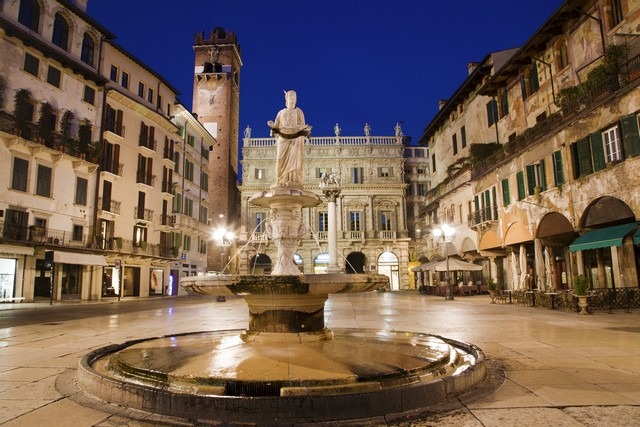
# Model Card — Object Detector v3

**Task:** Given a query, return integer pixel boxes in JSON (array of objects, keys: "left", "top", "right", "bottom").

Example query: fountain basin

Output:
[{"left": 78, "top": 328, "right": 486, "bottom": 425}]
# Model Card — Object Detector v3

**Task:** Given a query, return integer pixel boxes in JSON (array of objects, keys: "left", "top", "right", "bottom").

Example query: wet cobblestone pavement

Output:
[{"left": 1, "top": 292, "right": 639, "bottom": 426}]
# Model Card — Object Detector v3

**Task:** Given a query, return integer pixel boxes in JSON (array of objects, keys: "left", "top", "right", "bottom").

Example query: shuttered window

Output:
[
  {"left": 552, "top": 150, "right": 565, "bottom": 186},
  {"left": 516, "top": 171, "right": 525, "bottom": 201},
  {"left": 620, "top": 114, "right": 640, "bottom": 157},
  {"left": 501, "top": 178, "right": 510, "bottom": 206}
]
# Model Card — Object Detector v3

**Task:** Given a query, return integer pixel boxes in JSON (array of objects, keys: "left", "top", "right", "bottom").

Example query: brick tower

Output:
[{"left": 192, "top": 28, "right": 242, "bottom": 271}]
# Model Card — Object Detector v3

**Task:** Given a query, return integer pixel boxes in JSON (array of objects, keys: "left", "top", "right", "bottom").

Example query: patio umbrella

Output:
[
  {"left": 535, "top": 239, "right": 545, "bottom": 291},
  {"left": 410, "top": 260, "right": 441, "bottom": 272},
  {"left": 544, "top": 247, "right": 553, "bottom": 290},
  {"left": 511, "top": 252, "right": 519, "bottom": 290},
  {"left": 519, "top": 244, "right": 528, "bottom": 289},
  {"left": 434, "top": 258, "right": 482, "bottom": 272}
]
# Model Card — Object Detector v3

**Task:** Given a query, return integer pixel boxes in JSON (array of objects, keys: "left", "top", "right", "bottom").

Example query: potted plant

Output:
[
  {"left": 487, "top": 278, "right": 498, "bottom": 304},
  {"left": 60, "top": 109, "right": 75, "bottom": 154},
  {"left": 36, "top": 102, "right": 55, "bottom": 147},
  {"left": 13, "top": 88, "right": 33, "bottom": 137},
  {"left": 573, "top": 274, "right": 590, "bottom": 315}
]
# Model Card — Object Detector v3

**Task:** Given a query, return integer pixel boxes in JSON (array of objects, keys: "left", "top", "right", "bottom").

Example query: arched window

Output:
[
  {"left": 609, "top": 0, "right": 623, "bottom": 28},
  {"left": 52, "top": 13, "right": 69, "bottom": 51},
  {"left": 81, "top": 33, "right": 95, "bottom": 65},
  {"left": 18, "top": 0, "right": 40, "bottom": 32},
  {"left": 556, "top": 40, "right": 568, "bottom": 71}
]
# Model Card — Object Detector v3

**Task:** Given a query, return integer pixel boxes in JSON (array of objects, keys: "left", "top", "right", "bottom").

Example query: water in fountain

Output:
[{"left": 76, "top": 90, "right": 487, "bottom": 425}]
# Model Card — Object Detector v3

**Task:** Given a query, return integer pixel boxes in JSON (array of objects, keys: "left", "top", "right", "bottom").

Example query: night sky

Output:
[{"left": 88, "top": 0, "right": 563, "bottom": 143}]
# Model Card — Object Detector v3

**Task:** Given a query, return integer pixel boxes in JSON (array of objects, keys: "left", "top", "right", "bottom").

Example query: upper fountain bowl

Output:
[{"left": 181, "top": 273, "right": 389, "bottom": 297}]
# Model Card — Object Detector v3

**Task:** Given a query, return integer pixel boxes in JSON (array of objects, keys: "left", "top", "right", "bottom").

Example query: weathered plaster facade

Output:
[{"left": 422, "top": 0, "right": 640, "bottom": 293}]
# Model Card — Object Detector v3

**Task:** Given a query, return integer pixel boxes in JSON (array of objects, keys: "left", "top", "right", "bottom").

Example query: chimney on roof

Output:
[
  {"left": 468, "top": 62, "right": 479, "bottom": 75},
  {"left": 438, "top": 100, "right": 448, "bottom": 110}
]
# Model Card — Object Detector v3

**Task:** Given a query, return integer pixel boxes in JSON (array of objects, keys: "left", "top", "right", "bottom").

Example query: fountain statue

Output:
[{"left": 76, "top": 91, "right": 487, "bottom": 425}]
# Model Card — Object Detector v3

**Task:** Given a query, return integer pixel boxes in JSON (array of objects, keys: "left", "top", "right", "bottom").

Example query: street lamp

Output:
[
  {"left": 433, "top": 224, "right": 455, "bottom": 301},
  {"left": 213, "top": 227, "right": 234, "bottom": 273}
]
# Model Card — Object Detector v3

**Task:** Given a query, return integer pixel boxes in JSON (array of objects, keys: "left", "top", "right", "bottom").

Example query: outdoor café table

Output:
[
  {"left": 504, "top": 289, "right": 514, "bottom": 304},
  {"left": 525, "top": 290, "right": 537, "bottom": 307},
  {"left": 544, "top": 292, "right": 559, "bottom": 309}
]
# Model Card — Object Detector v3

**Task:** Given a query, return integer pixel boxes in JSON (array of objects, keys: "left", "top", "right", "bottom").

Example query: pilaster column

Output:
[{"left": 323, "top": 188, "right": 342, "bottom": 274}]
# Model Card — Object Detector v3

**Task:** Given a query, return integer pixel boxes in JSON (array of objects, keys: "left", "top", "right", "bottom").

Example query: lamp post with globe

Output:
[
  {"left": 213, "top": 227, "right": 234, "bottom": 273},
  {"left": 433, "top": 224, "right": 455, "bottom": 301}
]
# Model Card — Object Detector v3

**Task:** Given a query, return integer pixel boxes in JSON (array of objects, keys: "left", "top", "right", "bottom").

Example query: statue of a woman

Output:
[{"left": 267, "top": 90, "right": 311, "bottom": 188}]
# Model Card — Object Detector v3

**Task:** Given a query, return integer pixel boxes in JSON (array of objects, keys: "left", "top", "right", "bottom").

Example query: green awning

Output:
[
  {"left": 634, "top": 228, "right": 640, "bottom": 246},
  {"left": 569, "top": 222, "right": 639, "bottom": 252}
]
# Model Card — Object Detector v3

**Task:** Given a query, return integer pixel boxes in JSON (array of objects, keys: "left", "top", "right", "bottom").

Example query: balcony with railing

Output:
[
  {"left": 161, "top": 180, "right": 174, "bottom": 195},
  {"left": 315, "top": 231, "right": 328, "bottom": 241},
  {"left": 378, "top": 230, "right": 397, "bottom": 240},
  {"left": 249, "top": 232, "right": 269, "bottom": 244},
  {"left": 346, "top": 231, "right": 364, "bottom": 241},
  {"left": 98, "top": 197, "right": 121, "bottom": 215},
  {"left": 0, "top": 221, "right": 87, "bottom": 247},
  {"left": 243, "top": 135, "right": 404, "bottom": 148},
  {"left": 101, "top": 161, "right": 124, "bottom": 177},
  {"left": 139, "top": 138, "right": 157, "bottom": 152},
  {"left": 468, "top": 205, "right": 499, "bottom": 228},
  {"left": 136, "top": 172, "right": 156, "bottom": 187},
  {"left": 159, "top": 214, "right": 176, "bottom": 228},
  {"left": 134, "top": 207, "right": 154, "bottom": 223},
  {"left": 172, "top": 213, "right": 200, "bottom": 232},
  {"left": 96, "top": 236, "right": 174, "bottom": 258}
]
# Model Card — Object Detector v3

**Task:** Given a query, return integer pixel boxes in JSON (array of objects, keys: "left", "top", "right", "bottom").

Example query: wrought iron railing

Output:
[
  {"left": 588, "top": 287, "right": 640, "bottom": 311},
  {"left": 0, "top": 220, "right": 87, "bottom": 247}
]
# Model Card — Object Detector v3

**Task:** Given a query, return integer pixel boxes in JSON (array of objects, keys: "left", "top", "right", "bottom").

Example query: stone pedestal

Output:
[{"left": 250, "top": 187, "right": 321, "bottom": 275}]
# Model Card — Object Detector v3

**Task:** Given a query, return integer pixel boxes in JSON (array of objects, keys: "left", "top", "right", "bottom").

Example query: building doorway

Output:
[
  {"left": 0, "top": 258, "right": 17, "bottom": 300},
  {"left": 61, "top": 263, "right": 81, "bottom": 299},
  {"left": 378, "top": 251, "right": 399, "bottom": 290}
]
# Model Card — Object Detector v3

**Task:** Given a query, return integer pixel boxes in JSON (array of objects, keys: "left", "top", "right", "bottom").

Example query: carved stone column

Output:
[{"left": 323, "top": 187, "right": 342, "bottom": 274}]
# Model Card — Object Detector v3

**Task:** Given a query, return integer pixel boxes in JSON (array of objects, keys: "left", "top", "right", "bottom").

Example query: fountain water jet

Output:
[{"left": 77, "top": 90, "right": 486, "bottom": 425}]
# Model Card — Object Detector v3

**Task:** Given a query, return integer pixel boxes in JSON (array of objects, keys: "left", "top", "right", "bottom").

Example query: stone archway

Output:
[
  {"left": 249, "top": 253, "right": 272, "bottom": 275},
  {"left": 536, "top": 212, "right": 576, "bottom": 291},
  {"left": 580, "top": 196, "right": 635, "bottom": 228},
  {"left": 574, "top": 197, "right": 638, "bottom": 289},
  {"left": 345, "top": 252, "right": 365, "bottom": 274}
]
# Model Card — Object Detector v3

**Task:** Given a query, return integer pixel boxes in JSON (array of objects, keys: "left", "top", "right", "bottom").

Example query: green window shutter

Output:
[
  {"left": 520, "top": 74, "right": 528, "bottom": 100},
  {"left": 590, "top": 132, "right": 606, "bottom": 171},
  {"left": 491, "top": 187, "right": 497, "bottom": 219},
  {"left": 525, "top": 164, "right": 536, "bottom": 195},
  {"left": 620, "top": 114, "right": 640, "bottom": 158},
  {"left": 529, "top": 64, "right": 539, "bottom": 92},
  {"left": 516, "top": 171, "right": 525, "bottom": 200},
  {"left": 539, "top": 159, "right": 547, "bottom": 191},
  {"left": 576, "top": 138, "right": 593, "bottom": 177},
  {"left": 501, "top": 178, "right": 510, "bottom": 206},
  {"left": 474, "top": 195, "right": 479, "bottom": 211},
  {"left": 501, "top": 91, "right": 509, "bottom": 116},
  {"left": 552, "top": 150, "right": 565, "bottom": 185}
]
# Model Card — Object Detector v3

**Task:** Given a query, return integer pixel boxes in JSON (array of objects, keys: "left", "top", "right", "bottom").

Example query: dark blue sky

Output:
[{"left": 88, "top": 1, "right": 563, "bottom": 143}]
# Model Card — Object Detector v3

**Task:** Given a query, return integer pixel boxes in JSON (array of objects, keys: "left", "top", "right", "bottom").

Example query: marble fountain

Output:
[{"left": 77, "top": 91, "right": 486, "bottom": 425}]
